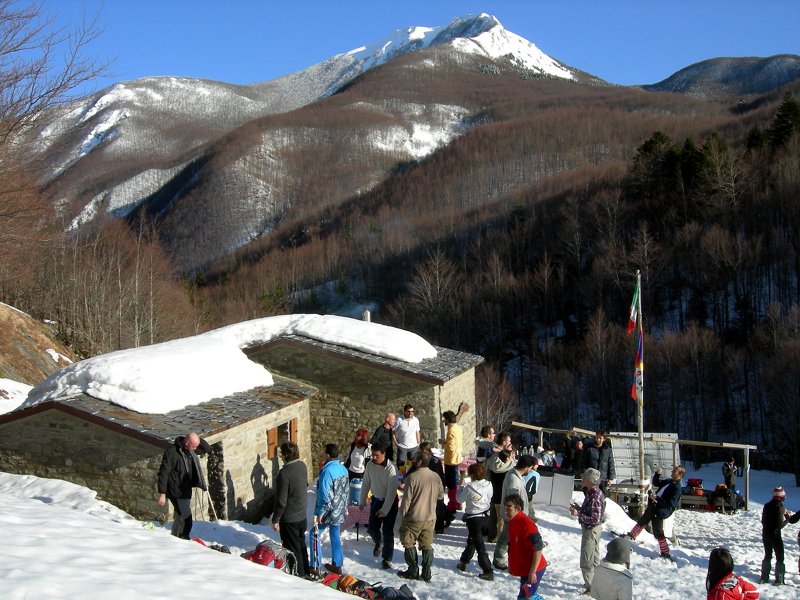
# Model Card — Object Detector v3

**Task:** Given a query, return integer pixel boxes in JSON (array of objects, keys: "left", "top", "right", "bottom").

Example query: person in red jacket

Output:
[
  {"left": 706, "top": 547, "right": 759, "bottom": 600},
  {"left": 505, "top": 493, "right": 547, "bottom": 600}
]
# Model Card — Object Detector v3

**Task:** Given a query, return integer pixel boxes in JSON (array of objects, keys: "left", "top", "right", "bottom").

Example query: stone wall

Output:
[
  {"left": 206, "top": 400, "right": 312, "bottom": 523},
  {"left": 0, "top": 409, "right": 165, "bottom": 520},
  {"left": 0, "top": 400, "right": 313, "bottom": 524},
  {"left": 258, "top": 344, "right": 477, "bottom": 471}
]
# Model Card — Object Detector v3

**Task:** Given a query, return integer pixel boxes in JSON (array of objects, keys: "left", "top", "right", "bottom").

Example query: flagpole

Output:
[{"left": 635, "top": 270, "right": 646, "bottom": 517}]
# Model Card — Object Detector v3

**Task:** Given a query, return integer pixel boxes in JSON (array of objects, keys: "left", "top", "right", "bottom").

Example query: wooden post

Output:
[{"left": 743, "top": 449, "right": 750, "bottom": 510}]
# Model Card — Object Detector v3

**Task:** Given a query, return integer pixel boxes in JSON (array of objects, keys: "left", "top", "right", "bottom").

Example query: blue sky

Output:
[{"left": 49, "top": 0, "right": 799, "bottom": 94}]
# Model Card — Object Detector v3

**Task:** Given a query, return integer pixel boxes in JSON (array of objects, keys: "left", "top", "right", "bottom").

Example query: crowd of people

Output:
[{"left": 156, "top": 422, "right": 798, "bottom": 600}]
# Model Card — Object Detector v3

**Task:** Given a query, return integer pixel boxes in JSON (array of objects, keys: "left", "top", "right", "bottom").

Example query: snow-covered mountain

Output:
[
  {"left": 31, "top": 13, "right": 589, "bottom": 272},
  {"left": 332, "top": 13, "right": 575, "bottom": 92},
  {"left": 34, "top": 13, "right": 799, "bottom": 275}
]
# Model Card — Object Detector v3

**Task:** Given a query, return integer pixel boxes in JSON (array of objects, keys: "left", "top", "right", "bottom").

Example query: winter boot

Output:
[
  {"left": 759, "top": 558, "right": 771, "bottom": 584},
  {"left": 421, "top": 548, "right": 434, "bottom": 582},
  {"left": 399, "top": 547, "right": 419, "bottom": 580},
  {"left": 773, "top": 562, "right": 785, "bottom": 586}
]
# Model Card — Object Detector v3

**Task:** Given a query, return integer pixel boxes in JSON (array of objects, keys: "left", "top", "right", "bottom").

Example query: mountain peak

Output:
[
  {"left": 435, "top": 13, "right": 501, "bottom": 39},
  {"left": 341, "top": 13, "right": 574, "bottom": 84}
]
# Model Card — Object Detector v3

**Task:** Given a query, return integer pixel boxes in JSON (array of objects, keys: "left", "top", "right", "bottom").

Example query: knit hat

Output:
[
  {"left": 582, "top": 468, "right": 601, "bottom": 485},
  {"left": 773, "top": 486, "right": 786, "bottom": 500},
  {"left": 605, "top": 537, "right": 631, "bottom": 566}
]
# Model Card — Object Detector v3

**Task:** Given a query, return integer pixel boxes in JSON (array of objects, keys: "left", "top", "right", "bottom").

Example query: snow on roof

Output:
[{"left": 21, "top": 314, "right": 436, "bottom": 416}]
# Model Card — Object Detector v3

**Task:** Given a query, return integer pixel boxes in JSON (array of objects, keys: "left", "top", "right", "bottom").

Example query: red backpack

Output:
[{"left": 241, "top": 539, "right": 296, "bottom": 575}]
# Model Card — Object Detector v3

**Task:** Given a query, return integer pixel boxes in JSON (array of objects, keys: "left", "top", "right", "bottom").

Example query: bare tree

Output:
[
  {"left": 474, "top": 362, "right": 520, "bottom": 433},
  {"left": 0, "top": 0, "right": 107, "bottom": 148},
  {"left": 0, "top": 1, "right": 107, "bottom": 293}
]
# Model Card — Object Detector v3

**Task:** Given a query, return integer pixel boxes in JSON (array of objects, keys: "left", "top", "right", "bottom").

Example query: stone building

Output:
[
  {"left": 0, "top": 376, "right": 314, "bottom": 523},
  {"left": 246, "top": 334, "right": 484, "bottom": 463},
  {"left": 0, "top": 326, "right": 483, "bottom": 523}
]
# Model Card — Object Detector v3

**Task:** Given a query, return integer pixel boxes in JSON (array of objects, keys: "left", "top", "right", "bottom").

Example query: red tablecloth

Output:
[{"left": 342, "top": 504, "right": 370, "bottom": 531}]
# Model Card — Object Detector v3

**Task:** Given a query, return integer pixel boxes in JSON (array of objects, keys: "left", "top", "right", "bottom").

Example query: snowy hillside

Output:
[
  {"left": 1, "top": 464, "right": 798, "bottom": 598},
  {"left": 35, "top": 13, "right": 581, "bottom": 272}
]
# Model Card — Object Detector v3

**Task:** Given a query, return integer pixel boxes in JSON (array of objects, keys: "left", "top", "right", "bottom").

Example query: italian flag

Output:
[{"left": 626, "top": 279, "right": 640, "bottom": 335}]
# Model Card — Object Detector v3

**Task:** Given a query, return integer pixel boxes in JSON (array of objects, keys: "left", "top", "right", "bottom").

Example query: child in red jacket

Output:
[
  {"left": 706, "top": 547, "right": 759, "bottom": 600},
  {"left": 505, "top": 493, "right": 547, "bottom": 600}
]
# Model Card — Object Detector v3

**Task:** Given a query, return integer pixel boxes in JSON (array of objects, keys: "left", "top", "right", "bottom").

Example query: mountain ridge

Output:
[
  {"left": 30, "top": 15, "right": 800, "bottom": 274},
  {"left": 642, "top": 53, "right": 800, "bottom": 98}
]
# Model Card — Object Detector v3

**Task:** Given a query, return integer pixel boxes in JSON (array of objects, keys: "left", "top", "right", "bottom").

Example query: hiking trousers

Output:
[
  {"left": 169, "top": 497, "right": 192, "bottom": 539},
  {"left": 580, "top": 525, "right": 601, "bottom": 590},
  {"left": 368, "top": 496, "right": 398, "bottom": 562},
  {"left": 460, "top": 513, "right": 492, "bottom": 574},
  {"left": 280, "top": 518, "right": 310, "bottom": 577}
]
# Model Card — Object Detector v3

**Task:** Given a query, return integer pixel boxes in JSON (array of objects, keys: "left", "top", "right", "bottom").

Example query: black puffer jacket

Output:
[
  {"left": 582, "top": 439, "right": 616, "bottom": 483},
  {"left": 156, "top": 436, "right": 210, "bottom": 500},
  {"left": 761, "top": 498, "right": 786, "bottom": 537}
]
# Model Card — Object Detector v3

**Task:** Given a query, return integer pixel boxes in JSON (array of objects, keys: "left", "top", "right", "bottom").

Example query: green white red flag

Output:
[{"left": 626, "top": 279, "right": 640, "bottom": 335}]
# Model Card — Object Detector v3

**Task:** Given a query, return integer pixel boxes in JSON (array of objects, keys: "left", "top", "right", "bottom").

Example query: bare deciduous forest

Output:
[{"left": 0, "top": 3, "right": 798, "bottom": 478}]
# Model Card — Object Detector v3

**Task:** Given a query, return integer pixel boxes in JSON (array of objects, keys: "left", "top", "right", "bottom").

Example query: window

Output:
[{"left": 267, "top": 419, "right": 298, "bottom": 459}]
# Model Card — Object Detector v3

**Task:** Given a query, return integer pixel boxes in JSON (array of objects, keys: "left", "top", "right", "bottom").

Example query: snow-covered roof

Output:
[{"left": 20, "top": 314, "right": 449, "bottom": 416}]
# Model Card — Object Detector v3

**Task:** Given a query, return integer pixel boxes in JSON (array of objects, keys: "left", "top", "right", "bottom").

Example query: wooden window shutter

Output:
[{"left": 267, "top": 427, "right": 278, "bottom": 459}]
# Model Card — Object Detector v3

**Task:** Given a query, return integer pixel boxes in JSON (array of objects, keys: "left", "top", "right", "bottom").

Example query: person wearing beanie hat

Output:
[
  {"left": 569, "top": 468, "right": 606, "bottom": 594},
  {"left": 590, "top": 538, "right": 633, "bottom": 600},
  {"left": 760, "top": 485, "right": 790, "bottom": 585},
  {"left": 625, "top": 465, "right": 685, "bottom": 561}
]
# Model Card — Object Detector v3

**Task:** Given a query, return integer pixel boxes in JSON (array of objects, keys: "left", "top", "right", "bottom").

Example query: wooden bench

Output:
[{"left": 680, "top": 492, "right": 736, "bottom": 514}]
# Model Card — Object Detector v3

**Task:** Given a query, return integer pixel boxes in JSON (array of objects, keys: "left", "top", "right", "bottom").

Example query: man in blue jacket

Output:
[
  {"left": 626, "top": 465, "right": 685, "bottom": 559},
  {"left": 314, "top": 443, "right": 349, "bottom": 575}
]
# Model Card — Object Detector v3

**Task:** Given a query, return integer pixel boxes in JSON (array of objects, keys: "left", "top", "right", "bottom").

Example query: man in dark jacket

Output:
[
  {"left": 626, "top": 465, "right": 685, "bottom": 560},
  {"left": 157, "top": 431, "right": 211, "bottom": 539},
  {"left": 272, "top": 441, "right": 312, "bottom": 579},
  {"left": 582, "top": 431, "right": 615, "bottom": 492},
  {"left": 722, "top": 456, "right": 737, "bottom": 492},
  {"left": 371, "top": 412, "right": 396, "bottom": 462}
]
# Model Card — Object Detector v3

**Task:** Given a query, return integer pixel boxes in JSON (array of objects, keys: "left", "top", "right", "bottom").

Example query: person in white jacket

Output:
[
  {"left": 456, "top": 462, "right": 495, "bottom": 581},
  {"left": 590, "top": 537, "right": 633, "bottom": 600}
]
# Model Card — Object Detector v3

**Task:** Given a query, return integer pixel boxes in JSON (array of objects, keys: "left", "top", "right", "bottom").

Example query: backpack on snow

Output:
[
  {"left": 322, "top": 573, "right": 417, "bottom": 600},
  {"left": 241, "top": 539, "right": 296, "bottom": 575}
]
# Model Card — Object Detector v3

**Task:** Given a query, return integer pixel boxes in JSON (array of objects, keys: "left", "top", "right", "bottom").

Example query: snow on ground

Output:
[
  {"left": 1, "top": 464, "right": 798, "bottom": 599},
  {"left": 0, "top": 378, "right": 32, "bottom": 415},
  {"left": 20, "top": 314, "right": 437, "bottom": 415}
]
